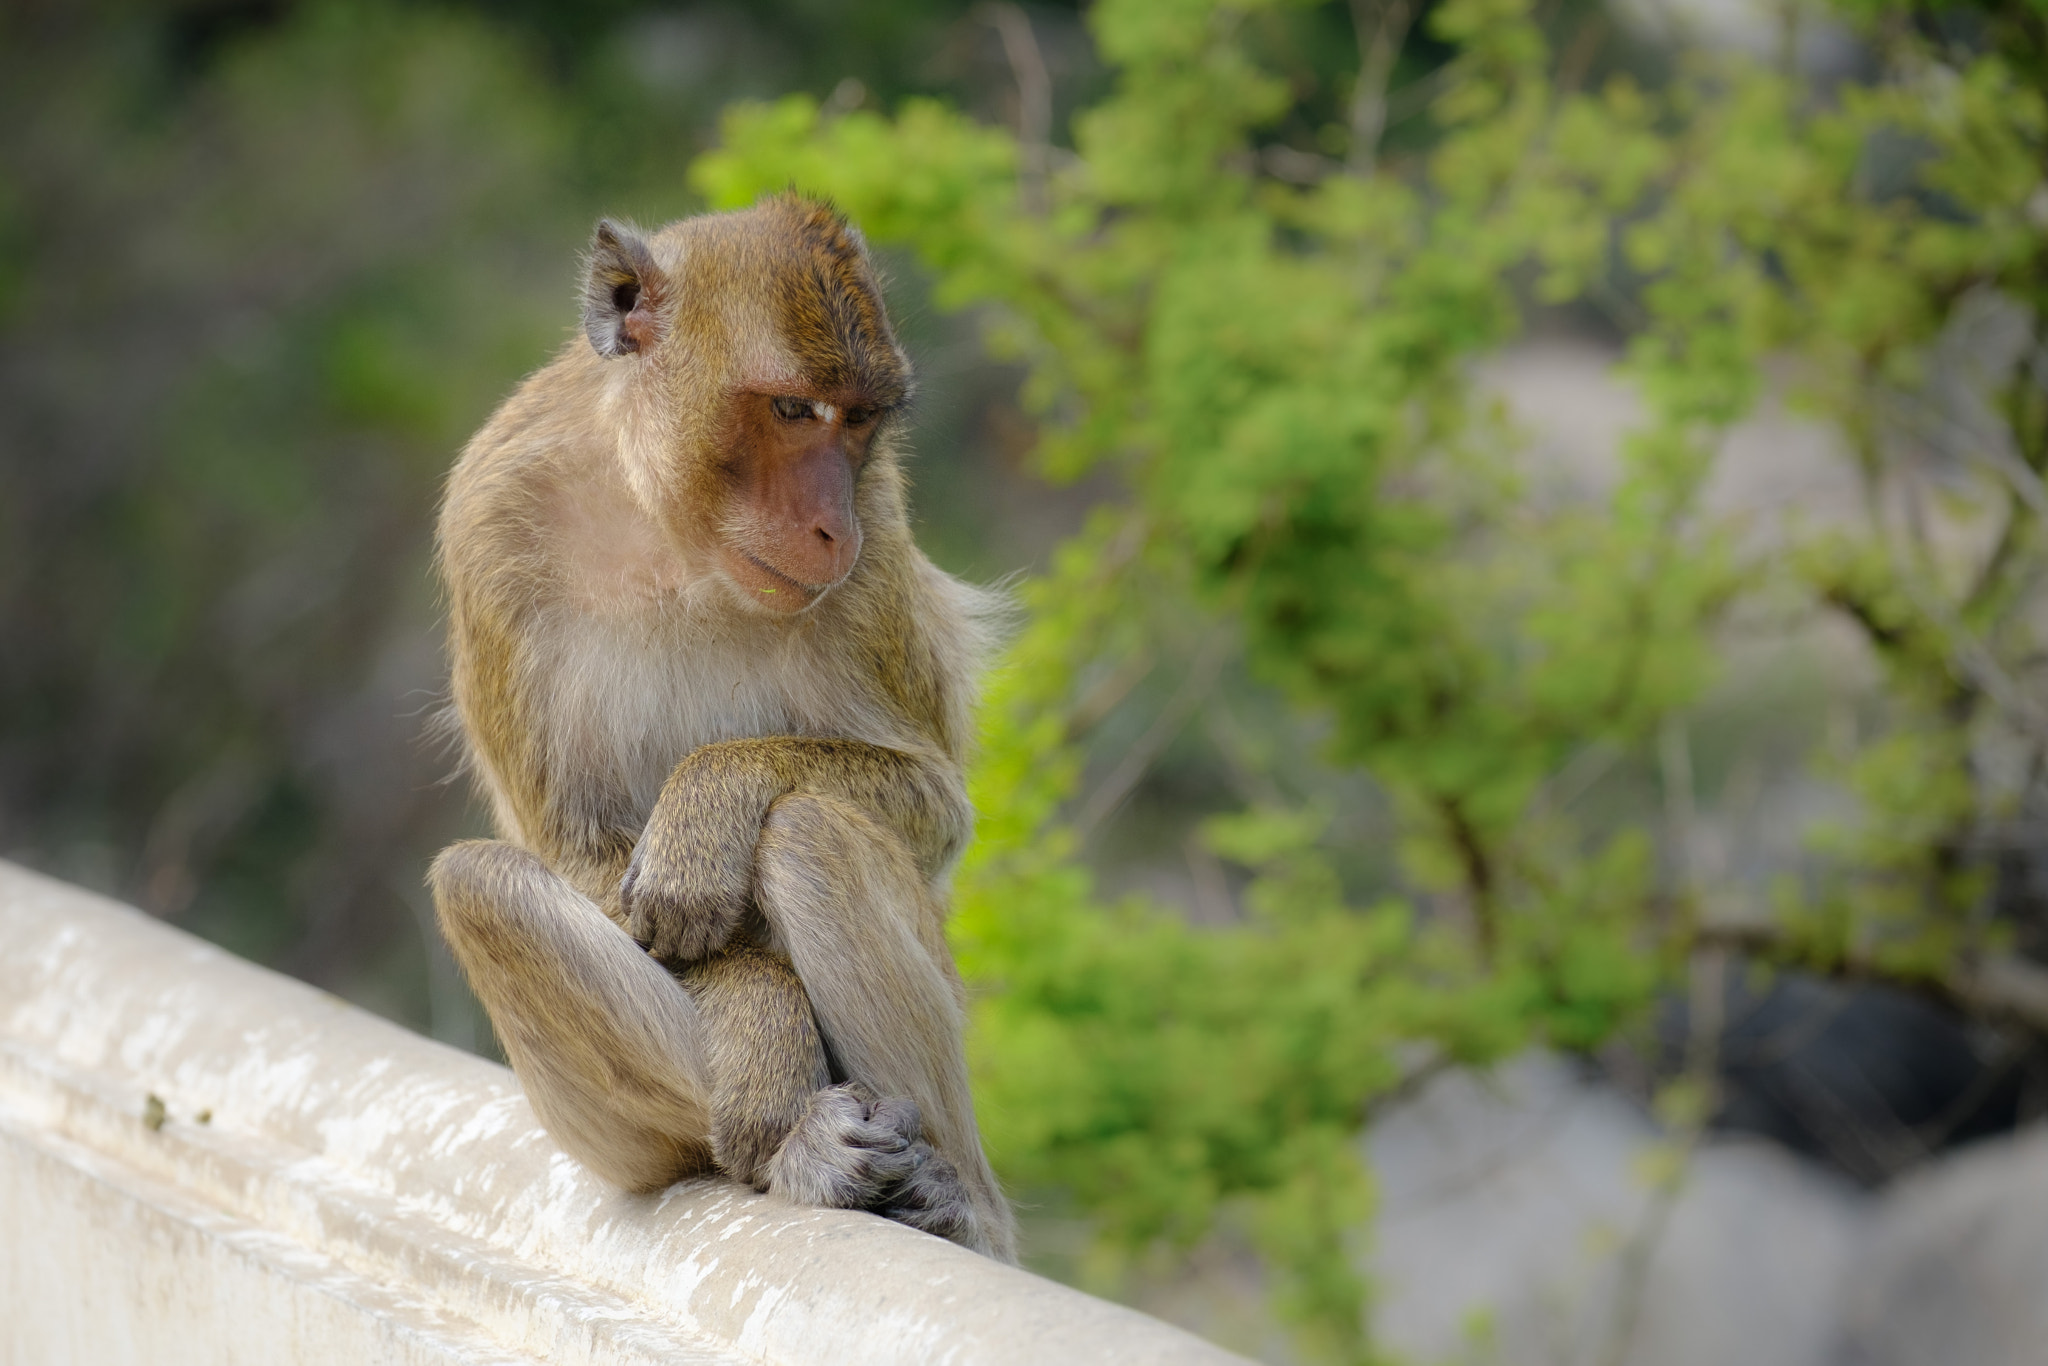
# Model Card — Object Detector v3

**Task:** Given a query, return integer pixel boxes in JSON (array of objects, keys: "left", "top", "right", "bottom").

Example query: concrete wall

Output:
[{"left": 0, "top": 861, "right": 1241, "bottom": 1365}]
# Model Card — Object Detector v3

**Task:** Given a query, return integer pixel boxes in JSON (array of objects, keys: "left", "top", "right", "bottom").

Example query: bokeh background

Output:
[
  {"left": 5, "top": 1, "right": 2048, "bottom": 1363},
  {"left": 0, "top": 0, "right": 1098, "bottom": 1036}
]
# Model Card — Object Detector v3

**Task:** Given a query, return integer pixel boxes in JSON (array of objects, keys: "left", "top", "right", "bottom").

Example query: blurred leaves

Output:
[
  {"left": 697, "top": 0, "right": 2048, "bottom": 1357},
  {"left": 8, "top": 0, "right": 2048, "bottom": 1361},
  {"left": 2, "top": 1, "right": 632, "bottom": 986}
]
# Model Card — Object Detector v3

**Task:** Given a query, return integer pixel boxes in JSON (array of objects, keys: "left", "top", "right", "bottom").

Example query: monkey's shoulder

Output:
[
  {"left": 829, "top": 546, "right": 1006, "bottom": 763},
  {"left": 445, "top": 423, "right": 703, "bottom": 623}
]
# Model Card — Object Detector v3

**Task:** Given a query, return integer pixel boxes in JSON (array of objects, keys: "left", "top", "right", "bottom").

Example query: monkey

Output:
[{"left": 425, "top": 195, "right": 1016, "bottom": 1262}]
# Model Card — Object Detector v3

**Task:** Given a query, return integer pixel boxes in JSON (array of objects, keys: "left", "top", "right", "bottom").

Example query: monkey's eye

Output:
[
  {"left": 843, "top": 406, "right": 876, "bottom": 427},
  {"left": 771, "top": 396, "right": 814, "bottom": 422}
]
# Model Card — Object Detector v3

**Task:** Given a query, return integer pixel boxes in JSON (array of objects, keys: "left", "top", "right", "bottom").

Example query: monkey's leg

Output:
[
  {"left": 752, "top": 792, "right": 1018, "bottom": 1262},
  {"left": 429, "top": 839, "right": 715, "bottom": 1192},
  {"left": 681, "top": 946, "right": 888, "bottom": 1190}
]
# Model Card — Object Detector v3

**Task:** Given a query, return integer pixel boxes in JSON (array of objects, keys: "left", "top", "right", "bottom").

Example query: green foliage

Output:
[
  {"left": 696, "top": 0, "right": 2048, "bottom": 1358},
  {"left": 11, "top": 0, "right": 2042, "bottom": 1358}
]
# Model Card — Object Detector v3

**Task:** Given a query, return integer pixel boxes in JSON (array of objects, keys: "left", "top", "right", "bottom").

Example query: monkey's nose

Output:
[
  {"left": 770, "top": 514, "right": 856, "bottom": 591},
  {"left": 807, "top": 515, "right": 858, "bottom": 581}
]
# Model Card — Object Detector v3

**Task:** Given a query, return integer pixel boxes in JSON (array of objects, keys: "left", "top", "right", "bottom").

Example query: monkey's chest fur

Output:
[{"left": 530, "top": 596, "right": 912, "bottom": 838}]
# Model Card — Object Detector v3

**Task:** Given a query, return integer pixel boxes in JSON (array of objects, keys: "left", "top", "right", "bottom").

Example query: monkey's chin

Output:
[{"left": 723, "top": 550, "right": 832, "bottom": 616}]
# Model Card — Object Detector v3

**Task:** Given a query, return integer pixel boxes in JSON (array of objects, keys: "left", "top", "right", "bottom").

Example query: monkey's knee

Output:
[
  {"left": 429, "top": 837, "right": 717, "bottom": 1191},
  {"left": 428, "top": 838, "right": 575, "bottom": 981},
  {"left": 754, "top": 793, "right": 926, "bottom": 939},
  {"left": 430, "top": 839, "right": 542, "bottom": 933},
  {"left": 758, "top": 791, "right": 911, "bottom": 865}
]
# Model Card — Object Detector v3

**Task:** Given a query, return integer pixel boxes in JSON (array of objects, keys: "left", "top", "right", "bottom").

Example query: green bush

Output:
[{"left": 693, "top": 0, "right": 2047, "bottom": 1358}]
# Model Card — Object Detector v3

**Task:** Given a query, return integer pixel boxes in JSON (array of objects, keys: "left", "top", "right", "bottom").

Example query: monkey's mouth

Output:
[{"left": 735, "top": 549, "right": 831, "bottom": 606}]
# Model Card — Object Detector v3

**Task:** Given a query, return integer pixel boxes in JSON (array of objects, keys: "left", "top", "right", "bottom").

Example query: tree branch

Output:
[
  {"left": 981, "top": 3, "right": 1053, "bottom": 215},
  {"left": 1693, "top": 924, "right": 2048, "bottom": 1034},
  {"left": 1347, "top": 0, "right": 1415, "bottom": 177}
]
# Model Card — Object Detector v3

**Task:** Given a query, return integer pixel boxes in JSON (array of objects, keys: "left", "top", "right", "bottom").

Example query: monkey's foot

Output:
[
  {"left": 875, "top": 1146, "right": 984, "bottom": 1252},
  {"left": 764, "top": 1084, "right": 986, "bottom": 1254},
  {"left": 764, "top": 1083, "right": 923, "bottom": 1210}
]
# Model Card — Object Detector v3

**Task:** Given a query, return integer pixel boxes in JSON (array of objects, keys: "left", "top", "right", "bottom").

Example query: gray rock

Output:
[
  {"left": 1840, "top": 1126, "right": 2048, "bottom": 1366},
  {"left": 1367, "top": 1053, "right": 1866, "bottom": 1366}
]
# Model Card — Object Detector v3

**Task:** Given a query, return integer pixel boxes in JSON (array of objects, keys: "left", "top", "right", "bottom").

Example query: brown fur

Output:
[
  {"left": 680, "top": 945, "right": 831, "bottom": 1189},
  {"left": 429, "top": 196, "right": 1014, "bottom": 1260}
]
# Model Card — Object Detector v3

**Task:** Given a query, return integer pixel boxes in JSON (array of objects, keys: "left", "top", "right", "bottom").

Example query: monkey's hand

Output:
[
  {"left": 619, "top": 749, "right": 787, "bottom": 964},
  {"left": 621, "top": 737, "right": 968, "bottom": 963}
]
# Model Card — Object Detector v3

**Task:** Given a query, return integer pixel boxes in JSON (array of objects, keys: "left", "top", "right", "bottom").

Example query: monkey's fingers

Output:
[{"left": 619, "top": 864, "right": 746, "bottom": 963}]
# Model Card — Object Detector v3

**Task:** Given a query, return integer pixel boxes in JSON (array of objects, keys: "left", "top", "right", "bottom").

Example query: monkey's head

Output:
[{"left": 580, "top": 196, "right": 912, "bottom": 615}]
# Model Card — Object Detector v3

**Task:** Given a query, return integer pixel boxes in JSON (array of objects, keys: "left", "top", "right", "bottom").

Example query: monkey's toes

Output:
[
  {"left": 864, "top": 1095, "right": 925, "bottom": 1147},
  {"left": 765, "top": 1083, "right": 925, "bottom": 1210},
  {"left": 877, "top": 1146, "right": 982, "bottom": 1249}
]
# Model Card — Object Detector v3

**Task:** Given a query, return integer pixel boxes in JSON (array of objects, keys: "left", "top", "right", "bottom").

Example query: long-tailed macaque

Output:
[{"left": 427, "top": 196, "right": 1015, "bottom": 1261}]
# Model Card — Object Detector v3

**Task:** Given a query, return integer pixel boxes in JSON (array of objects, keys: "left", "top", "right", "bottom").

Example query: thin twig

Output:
[
  {"left": 981, "top": 3, "right": 1053, "bottom": 215},
  {"left": 1073, "top": 629, "right": 1231, "bottom": 836},
  {"left": 1066, "top": 649, "right": 1157, "bottom": 740},
  {"left": 1603, "top": 947, "right": 1721, "bottom": 1366},
  {"left": 1347, "top": 0, "right": 1416, "bottom": 177},
  {"left": 1659, "top": 717, "right": 1698, "bottom": 897},
  {"left": 1885, "top": 531, "right": 2048, "bottom": 739},
  {"left": 1598, "top": 1129, "right": 1692, "bottom": 1366},
  {"left": 1382, "top": 63, "right": 1461, "bottom": 131},
  {"left": 1201, "top": 697, "right": 1290, "bottom": 809},
  {"left": 1360, "top": 1050, "right": 1455, "bottom": 1126}
]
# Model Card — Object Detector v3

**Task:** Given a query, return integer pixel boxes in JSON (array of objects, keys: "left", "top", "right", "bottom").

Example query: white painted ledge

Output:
[{"left": 0, "top": 861, "right": 1243, "bottom": 1365}]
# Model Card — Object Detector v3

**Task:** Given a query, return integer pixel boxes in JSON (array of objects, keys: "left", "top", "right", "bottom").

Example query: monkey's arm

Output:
[
  {"left": 446, "top": 594, "right": 646, "bottom": 910},
  {"left": 620, "top": 737, "right": 968, "bottom": 964}
]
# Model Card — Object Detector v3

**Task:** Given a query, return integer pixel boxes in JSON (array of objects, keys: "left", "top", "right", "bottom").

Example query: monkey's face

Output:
[
  {"left": 581, "top": 200, "right": 911, "bottom": 617},
  {"left": 710, "top": 389, "right": 884, "bottom": 613}
]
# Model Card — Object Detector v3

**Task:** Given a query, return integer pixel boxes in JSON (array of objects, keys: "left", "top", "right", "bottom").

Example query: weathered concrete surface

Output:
[{"left": 0, "top": 860, "right": 1242, "bottom": 1365}]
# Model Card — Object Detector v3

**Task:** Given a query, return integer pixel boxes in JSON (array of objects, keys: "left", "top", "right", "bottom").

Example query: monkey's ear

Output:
[{"left": 582, "top": 219, "right": 670, "bottom": 358}]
